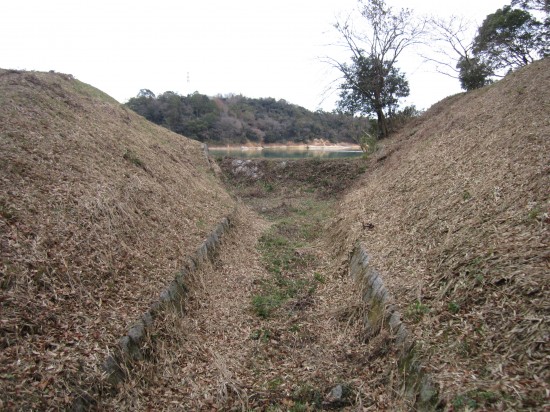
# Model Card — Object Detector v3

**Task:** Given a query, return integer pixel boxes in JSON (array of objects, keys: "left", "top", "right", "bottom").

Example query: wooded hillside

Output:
[{"left": 125, "top": 91, "right": 371, "bottom": 145}]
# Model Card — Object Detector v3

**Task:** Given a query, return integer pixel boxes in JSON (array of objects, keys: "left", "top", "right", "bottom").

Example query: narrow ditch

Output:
[{"left": 99, "top": 158, "right": 423, "bottom": 410}]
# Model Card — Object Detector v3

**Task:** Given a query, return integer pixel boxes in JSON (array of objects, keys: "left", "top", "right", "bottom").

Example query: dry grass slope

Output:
[
  {"left": 0, "top": 69, "right": 234, "bottom": 409},
  {"left": 331, "top": 58, "right": 549, "bottom": 409}
]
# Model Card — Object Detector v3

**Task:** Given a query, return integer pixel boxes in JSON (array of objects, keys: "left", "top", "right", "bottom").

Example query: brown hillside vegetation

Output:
[
  {"left": 331, "top": 58, "right": 549, "bottom": 409},
  {"left": 0, "top": 69, "right": 234, "bottom": 409},
  {"left": 1, "top": 59, "right": 548, "bottom": 411}
]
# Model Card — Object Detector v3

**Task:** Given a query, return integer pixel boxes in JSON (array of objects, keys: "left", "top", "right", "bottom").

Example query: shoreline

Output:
[{"left": 208, "top": 143, "right": 362, "bottom": 152}]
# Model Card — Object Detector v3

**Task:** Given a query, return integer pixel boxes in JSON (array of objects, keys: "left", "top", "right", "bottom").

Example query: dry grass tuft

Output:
[
  {"left": 0, "top": 69, "right": 234, "bottom": 409},
  {"left": 329, "top": 59, "right": 550, "bottom": 409}
]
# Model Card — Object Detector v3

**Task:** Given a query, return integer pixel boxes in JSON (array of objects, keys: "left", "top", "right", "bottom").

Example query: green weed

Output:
[
  {"left": 289, "top": 323, "right": 300, "bottom": 333},
  {"left": 313, "top": 272, "right": 325, "bottom": 284},
  {"left": 253, "top": 226, "right": 318, "bottom": 318},
  {"left": 292, "top": 383, "right": 323, "bottom": 408},
  {"left": 252, "top": 291, "right": 286, "bottom": 319},
  {"left": 452, "top": 389, "right": 500, "bottom": 410},
  {"left": 462, "top": 257, "right": 485, "bottom": 283},
  {"left": 406, "top": 300, "right": 430, "bottom": 322},
  {"left": 250, "top": 328, "right": 272, "bottom": 342},
  {"left": 452, "top": 394, "right": 477, "bottom": 410},
  {"left": 448, "top": 301, "right": 460, "bottom": 314},
  {"left": 123, "top": 149, "right": 146, "bottom": 170},
  {"left": 356, "top": 132, "right": 378, "bottom": 158},
  {"left": 267, "top": 376, "right": 284, "bottom": 390},
  {"left": 527, "top": 205, "right": 544, "bottom": 222},
  {"left": 262, "top": 182, "right": 275, "bottom": 192},
  {"left": 258, "top": 229, "right": 306, "bottom": 274},
  {"left": 289, "top": 402, "right": 308, "bottom": 412}
]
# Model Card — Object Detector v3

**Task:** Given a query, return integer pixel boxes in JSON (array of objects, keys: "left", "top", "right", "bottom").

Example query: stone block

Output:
[
  {"left": 127, "top": 320, "right": 145, "bottom": 345},
  {"left": 102, "top": 355, "right": 125, "bottom": 385},
  {"left": 214, "top": 221, "right": 226, "bottom": 237},
  {"left": 159, "top": 280, "right": 183, "bottom": 304},
  {"left": 159, "top": 288, "right": 172, "bottom": 304},
  {"left": 149, "top": 300, "right": 162, "bottom": 316},
  {"left": 388, "top": 309, "right": 402, "bottom": 331},
  {"left": 174, "top": 268, "right": 190, "bottom": 291},
  {"left": 196, "top": 243, "right": 208, "bottom": 264},
  {"left": 349, "top": 244, "right": 441, "bottom": 410},
  {"left": 366, "top": 269, "right": 380, "bottom": 288},
  {"left": 374, "top": 284, "right": 389, "bottom": 303},
  {"left": 119, "top": 336, "right": 131, "bottom": 356},
  {"left": 205, "top": 233, "right": 218, "bottom": 258},
  {"left": 184, "top": 257, "right": 197, "bottom": 272},
  {"left": 119, "top": 335, "right": 142, "bottom": 361},
  {"left": 418, "top": 374, "right": 439, "bottom": 405},
  {"left": 141, "top": 311, "right": 153, "bottom": 328}
]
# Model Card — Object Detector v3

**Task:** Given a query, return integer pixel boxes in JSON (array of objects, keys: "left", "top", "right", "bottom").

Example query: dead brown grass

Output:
[
  {"left": 0, "top": 69, "right": 235, "bottom": 409},
  {"left": 2, "top": 59, "right": 548, "bottom": 410},
  {"left": 102, "top": 200, "right": 407, "bottom": 411},
  {"left": 330, "top": 59, "right": 550, "bottom": 409}
]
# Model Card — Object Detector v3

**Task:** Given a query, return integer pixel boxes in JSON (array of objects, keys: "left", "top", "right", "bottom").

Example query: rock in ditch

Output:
[
  {"left": 324, "top": 384, "right": 351, "bottom": 407},
  {"left": 231, "top": 159, "right": 262, "bottom": 179}
]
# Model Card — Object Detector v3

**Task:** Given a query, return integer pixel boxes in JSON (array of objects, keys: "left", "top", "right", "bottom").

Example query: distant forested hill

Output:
[{"left": 125, "top": 90, "right": 368, "bottom": 145}]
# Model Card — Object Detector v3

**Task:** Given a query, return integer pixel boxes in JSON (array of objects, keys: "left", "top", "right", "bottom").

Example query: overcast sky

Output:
[{"left": 1, "top": 0, "right": 508, "bottom": 112}]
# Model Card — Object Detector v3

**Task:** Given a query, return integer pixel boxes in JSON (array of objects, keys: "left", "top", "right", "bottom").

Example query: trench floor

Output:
[{"left": 104, "top": 159, "right": 403, "bottom": 410}]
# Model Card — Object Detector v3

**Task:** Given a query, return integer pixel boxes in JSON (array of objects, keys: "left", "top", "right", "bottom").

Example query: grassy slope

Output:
[
  {"left": 0, "top": 69, "right": 234, "bottom": 409},
  {"left": 331, "top": 58, "right": 549, "bottom": 409}
]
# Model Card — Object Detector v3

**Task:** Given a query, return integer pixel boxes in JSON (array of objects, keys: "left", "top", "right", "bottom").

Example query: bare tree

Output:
[
  {"left": 422, "top": 16, "right": 494, "bottom": 91},
  {"left": 422, "top": 16, "right": 476, "bottom": 79}
]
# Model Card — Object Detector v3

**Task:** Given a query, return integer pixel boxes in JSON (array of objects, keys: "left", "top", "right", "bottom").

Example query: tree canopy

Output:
[
  {"left": 419, "top": 1, "right": 547, "bottom": 91},
  {"left": 332, "top": 0, "right": 425, "bottom": 137},
  {"left": 456, "top": 56, "right": 494, "bottom": 91},
  {"left": 336, "top": 55, "right": 410, "bottom": 120},
  {"left": 473, "top": 5, "right": 546, "bottom": 71}
]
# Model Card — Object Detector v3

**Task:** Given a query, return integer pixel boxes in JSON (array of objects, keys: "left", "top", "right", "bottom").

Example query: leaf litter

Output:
[
  {"left": 329, "top": 59, "right": 549, "bottom": 410},
  {"left": 104, "top": 160, "right": 406, "bottom": 410},
  {"left": 2, "top": 59, "right": 549, "bottom": 411},
  {"left": 0, "top": 69, "right": 234, "bottom": 410}
]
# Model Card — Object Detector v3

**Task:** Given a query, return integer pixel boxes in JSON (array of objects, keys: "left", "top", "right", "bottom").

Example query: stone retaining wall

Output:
[
  {"left": 348, "top": 243, "right": 442, "bottom": 411},
  {"left": 72, "top": 213, "right": 233, "bottom": 410}
]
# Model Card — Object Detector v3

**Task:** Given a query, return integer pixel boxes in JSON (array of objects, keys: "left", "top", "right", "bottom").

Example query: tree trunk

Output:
[{"left": 376, "top": 108, "right": 388, "bottom": 138}]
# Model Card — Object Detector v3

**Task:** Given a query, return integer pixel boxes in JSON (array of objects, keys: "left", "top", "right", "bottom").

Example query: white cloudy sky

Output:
[{"left": 1, "top": 0, "right": 507, "bottom": 111}]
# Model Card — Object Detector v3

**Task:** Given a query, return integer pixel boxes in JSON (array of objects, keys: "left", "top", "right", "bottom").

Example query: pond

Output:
[{"left": 208, "top": 146, "right": 364, "bottom": 159}]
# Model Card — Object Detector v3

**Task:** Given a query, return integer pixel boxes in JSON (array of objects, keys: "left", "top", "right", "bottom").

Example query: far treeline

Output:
[
  {"left": 127, "top": 0, "right": 547, "bottom": 145},
  {"left": 125, "top": 90, "right": 419, "bottom": 146}
]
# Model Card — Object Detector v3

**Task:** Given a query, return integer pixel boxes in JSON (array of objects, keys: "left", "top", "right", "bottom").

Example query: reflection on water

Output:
[{"left": 208, "top": 147, "right": 364, "bottom": 159}]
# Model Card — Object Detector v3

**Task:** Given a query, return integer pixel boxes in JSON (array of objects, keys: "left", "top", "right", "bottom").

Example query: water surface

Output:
[{"left": 209, "top": 147, "right": 363, "bottom": 159}]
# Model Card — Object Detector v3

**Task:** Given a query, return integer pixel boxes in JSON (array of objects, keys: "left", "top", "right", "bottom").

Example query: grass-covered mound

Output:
[
  {"left": 331, "top": 58, "right": 549, "bottom": 409},
  {"left": 0, "top": 69, "right": 234, "bottom": 409}
]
